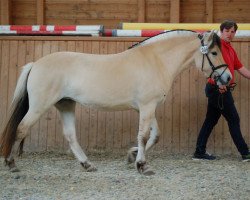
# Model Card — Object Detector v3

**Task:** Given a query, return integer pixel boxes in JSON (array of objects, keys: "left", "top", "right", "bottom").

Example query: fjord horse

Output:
[{"left": 0, "top": 30, "right": 231, "bottom": 175}]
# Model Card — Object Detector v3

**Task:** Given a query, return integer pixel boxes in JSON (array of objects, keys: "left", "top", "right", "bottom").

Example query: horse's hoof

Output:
[
  {"left": 81, "top": 161, "right": 97, "bottom": 172},
  {"left": 142, "top": 167, "right": 155, "bottom": 176},
  {"left": 86, "top": 165, "right": 97, "bottom": 172},
  {"left": 9, "top": 167, "right": 20, "bottom": 173},
  {"left": 5, "top": 159, "right": 20, "bottom": 172},
  {"left": 127, "top": 147, "right": 138, "bottom": 164},
  {"left": 136, "top": 161, "right": 155, "bottom": 176}
]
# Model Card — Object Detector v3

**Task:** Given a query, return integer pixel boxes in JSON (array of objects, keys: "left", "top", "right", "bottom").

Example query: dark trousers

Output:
[{"left": 195, "top": 83, "right": 249, "bottom": 155}]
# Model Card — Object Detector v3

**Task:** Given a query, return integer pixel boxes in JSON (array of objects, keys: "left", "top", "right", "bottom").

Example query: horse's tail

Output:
[{"left": 0, "top": 62, "right": 33, "bottom": 159}]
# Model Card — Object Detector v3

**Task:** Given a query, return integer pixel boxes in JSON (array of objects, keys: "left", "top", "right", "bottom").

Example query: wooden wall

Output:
[
  {"left": 1, "top": 0, "right": 250, "bottom": 26},
  {"left": 0, "top": 36, "right": 250, "bottom": 155}
]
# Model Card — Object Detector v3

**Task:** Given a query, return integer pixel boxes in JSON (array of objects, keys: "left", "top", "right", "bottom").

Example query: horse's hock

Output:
[{"left": 0, "top": 36, "right": 250, "bottom": 155}]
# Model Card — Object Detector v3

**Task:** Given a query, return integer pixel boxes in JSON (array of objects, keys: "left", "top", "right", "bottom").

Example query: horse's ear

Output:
[{"left": 206, "top": 30, "right": 216, "bottom": 48}]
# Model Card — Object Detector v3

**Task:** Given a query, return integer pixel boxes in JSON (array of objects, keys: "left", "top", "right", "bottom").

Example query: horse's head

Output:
[{"left": 195, "top": 30, "right": 232, "bottom": 85}]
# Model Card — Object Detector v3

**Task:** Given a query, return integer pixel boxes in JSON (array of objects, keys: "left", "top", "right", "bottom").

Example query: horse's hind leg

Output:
[
  {"left": 55, "top": 100, "right": 97, "bottom": 172},
  {"left": 6, "top": 111, "right": 42, "bottom": 172}
]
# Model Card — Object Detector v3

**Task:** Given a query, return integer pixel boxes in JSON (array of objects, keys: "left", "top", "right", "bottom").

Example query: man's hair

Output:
[{"left": 220, "top": 20, "right": 238, "bottom": 32}]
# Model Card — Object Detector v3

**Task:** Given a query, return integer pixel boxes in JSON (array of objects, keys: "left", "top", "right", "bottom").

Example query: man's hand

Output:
[{"left": 219, "top": 85, "right": 227, "bottom": 93}]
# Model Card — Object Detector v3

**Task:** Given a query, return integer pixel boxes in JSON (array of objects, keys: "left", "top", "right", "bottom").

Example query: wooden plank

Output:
[
  {"left": 36, "top": 0, "right": 45, "bottom": 25},
  {"left": 180, "top": 69, "right": 190, "bottom": 153},
  {"left": 213, "top": 0, "right": 250, "bottom": 23},
  {"left": 180, "top": 0, "right": 206, "bottom": 23},
  {"left": 130, "top": 110, "right": 139, "bottom": 149},
  {"left": 205, "top": 0, "right": 213, "bottom": 23},
  {"left": 122, "top": 110, "right": 131, "bottom": 148},
  {"left": 146, "top": 0, "right": 170, "bottom": 23},
  {"left": 114, "top": 110, "right": 123, "bottom": 148},
  {"left": 1, "top": 0, "right": 11, "bottom": 24},
  {"left": 155, "top": 104, "right": 164, "bottom": 150},
  {"left": 137, "top": 0, "right": 145, "bottom": 22},
  {"left": 163, "top": 88, "right": 173, "bottom": 152},
  {"left": 0, "top": 41, "right": 9, "bottom": 121},
  {"left": 12, "top": 0, "right": 36, "bottom": 25},
  {"left": 188, "top": 67, "right": 198, "bottom": 153},
  {"left": 238, "top": 42, "right": 249, "bottom": 152},
  {"left": 172, "top": 76, "right": 181, "bottom": 153},
  {"left": 7, "top": 41, "right": 18, "bottom": 108},
  {"left": 170, "top": 0, "right": 180, "bottom": 23}
]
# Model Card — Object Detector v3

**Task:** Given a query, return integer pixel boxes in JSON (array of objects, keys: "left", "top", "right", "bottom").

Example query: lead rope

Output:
[{"left": 217, "top": 82, "right": 237, "bottom": 110}]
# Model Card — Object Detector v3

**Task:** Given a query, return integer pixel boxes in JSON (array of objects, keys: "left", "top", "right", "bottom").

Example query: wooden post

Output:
[
  {"left": 206, "top": 0, "right": 213, "bottom": 23},
  {"left": 170, "top": 0, "right": 180, "bottom": 23},
  {"left": 138, "top": 0, "right": 145, "bottom": 22},
  {"left": 1, "top": 0, "right": 11, "bottom": 25},
  {"left": 37, "top": 0, "right": 45, "bottom": 25}
]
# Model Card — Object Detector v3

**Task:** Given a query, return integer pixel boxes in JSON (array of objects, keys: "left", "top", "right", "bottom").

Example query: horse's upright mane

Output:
[{"left": 129, "top": 29, "right": 198, "bottom": 49}]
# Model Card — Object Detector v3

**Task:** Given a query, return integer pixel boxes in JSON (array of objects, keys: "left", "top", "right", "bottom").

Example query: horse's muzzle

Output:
[{"left": 215, "top": 73, "right": 232, "bottom": 85}]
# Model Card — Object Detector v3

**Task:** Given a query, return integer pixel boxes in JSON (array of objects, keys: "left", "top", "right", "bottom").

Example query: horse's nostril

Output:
[{"left": 227, "top": 76, "right": 231, "bottom": 82}]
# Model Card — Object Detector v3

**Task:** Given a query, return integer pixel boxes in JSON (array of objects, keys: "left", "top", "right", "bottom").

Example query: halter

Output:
[{"left": 198, "top": 34, "right": 229, "bottom": 85}]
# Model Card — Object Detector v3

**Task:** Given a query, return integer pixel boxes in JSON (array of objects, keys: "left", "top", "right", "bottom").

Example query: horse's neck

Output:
[{"left": 151, "top": 35, "right": 200, "bottom": 83}]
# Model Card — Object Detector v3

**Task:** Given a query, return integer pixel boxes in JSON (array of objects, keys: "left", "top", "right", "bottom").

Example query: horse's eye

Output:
[{"left": 211, "top": 51, "right": 217, "bottom": 56}]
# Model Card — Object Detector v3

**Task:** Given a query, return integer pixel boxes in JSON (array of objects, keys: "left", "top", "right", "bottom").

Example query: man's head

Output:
[{"left": 220, "top": 20, "right": 238, "bottom": 42}]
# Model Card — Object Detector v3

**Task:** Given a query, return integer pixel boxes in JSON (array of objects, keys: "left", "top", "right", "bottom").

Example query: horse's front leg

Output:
[
  {"left": 136, "top": 106, "right": 156, "bottom": 176},
  {"left": 145, "top": 118, "right": 160, "bottom": 151},
  {"left": 127, "top": 118, "right": 160, "bottom": 164}
]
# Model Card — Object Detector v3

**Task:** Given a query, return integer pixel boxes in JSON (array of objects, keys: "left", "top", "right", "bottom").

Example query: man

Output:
[{"left": 193, "top": 20, "right": 250, "bottom": 161}]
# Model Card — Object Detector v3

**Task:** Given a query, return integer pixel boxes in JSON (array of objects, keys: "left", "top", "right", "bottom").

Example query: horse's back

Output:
[
  {"left": 26, "top": 49, "right": 167, "bottom": 111},
  {"left": 27, "top": 51, "right": 139, "bottom": 110}
]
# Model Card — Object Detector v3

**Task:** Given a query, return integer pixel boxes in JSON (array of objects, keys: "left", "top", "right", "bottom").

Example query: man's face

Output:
[{"left": 220, "top": 27, "right": 236, "bottom": 42}]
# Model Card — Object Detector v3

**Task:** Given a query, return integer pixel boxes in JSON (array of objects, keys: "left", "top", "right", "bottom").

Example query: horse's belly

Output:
[{"left": 77, "top": 98, "right": 136, "bottom": 111}]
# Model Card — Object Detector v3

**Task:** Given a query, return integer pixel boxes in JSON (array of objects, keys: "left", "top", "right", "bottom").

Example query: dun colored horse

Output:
[{"left": 0, "top": 30, "right": 231, "bottom": 175}]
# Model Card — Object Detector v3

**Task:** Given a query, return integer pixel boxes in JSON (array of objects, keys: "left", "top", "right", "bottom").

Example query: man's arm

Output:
[
  {"left": 218, "top": 66, "right": 250, "bottom": 94},
  {"left": 237, "top": 66, "right": 250, "bottom": 79}
]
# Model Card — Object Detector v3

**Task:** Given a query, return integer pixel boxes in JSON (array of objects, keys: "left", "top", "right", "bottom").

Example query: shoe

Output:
[
  {"left": 192, "top": 152, "right": 216, "bottom": 160},
  {"left": 242, "top": 152, "right": 250, "bottom": 162}
]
